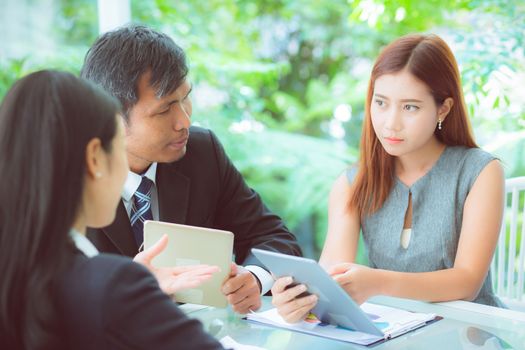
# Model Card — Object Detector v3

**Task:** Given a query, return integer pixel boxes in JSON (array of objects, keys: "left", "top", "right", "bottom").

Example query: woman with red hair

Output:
[{"left": 272, "top": 34, "right": 505, "bottom": 323}]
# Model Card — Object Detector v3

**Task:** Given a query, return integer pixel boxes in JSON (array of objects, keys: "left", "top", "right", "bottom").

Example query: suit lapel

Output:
[
  {"left": 102, "top": 201, "right": 138, "bottom": 256},
  {"left": 157, "top": 163, "right": 190, "bottom": 224}
]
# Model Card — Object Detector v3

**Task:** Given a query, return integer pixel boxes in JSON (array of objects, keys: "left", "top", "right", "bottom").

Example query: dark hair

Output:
[
  {"left": 350, "top": 34, "right": 477, "bottom": 217},
  {"left": 0, "top": 70, "right": 120, "bottom": 348},
  {"left": 80, "top": 25, "right": 188, "bottom": 118}
]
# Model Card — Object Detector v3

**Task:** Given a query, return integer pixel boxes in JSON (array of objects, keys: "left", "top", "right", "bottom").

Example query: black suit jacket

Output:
[
  {"left": 87, "top": 126, "right": 301, "bottom": 266},
  {"left": 57, "top": 253, "right": 224, "bottom": 349}
]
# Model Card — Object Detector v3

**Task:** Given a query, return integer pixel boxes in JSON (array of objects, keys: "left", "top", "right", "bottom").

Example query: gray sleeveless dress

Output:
[{"left": 347, "top": 146, "right": 503, "bottom": 307}]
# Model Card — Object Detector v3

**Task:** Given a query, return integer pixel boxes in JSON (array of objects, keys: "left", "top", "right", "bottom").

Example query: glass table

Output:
[{"left": 185, "top": 296, "right": 525, "bottom": 349}]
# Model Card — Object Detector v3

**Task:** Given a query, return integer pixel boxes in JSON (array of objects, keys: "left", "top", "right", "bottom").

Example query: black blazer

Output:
[
  {"left": 87, "top": 126, "right": 302, "bottom": 266},
  {"left": 57, "top": 253, "right": 224, "bottom": 349}
]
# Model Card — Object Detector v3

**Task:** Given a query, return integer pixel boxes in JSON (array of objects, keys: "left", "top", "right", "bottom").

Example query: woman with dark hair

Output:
[
  {"left": 271, "top": 34, "right": 505, "bottom": 323},
  {"left": 0, "top": 70, "right": 225, "bottom": 349}
]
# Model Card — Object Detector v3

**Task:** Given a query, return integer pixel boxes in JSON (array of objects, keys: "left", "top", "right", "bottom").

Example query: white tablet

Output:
[
  {"left": 251, "top": 248, "right": 383, "bottom": 336},
  {"left": 144, "top": 221, "right": 233, "bottom": 308}
]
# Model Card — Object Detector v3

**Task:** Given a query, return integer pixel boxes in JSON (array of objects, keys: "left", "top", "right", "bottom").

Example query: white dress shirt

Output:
[
  {"left": 122, "top": 162, "right": 159, "bottom": 219},
  {"left": 70, "top": 229, "right": 99, "bottom": 257},
  {"left": 121, "top": 163, "right": 274, "bottom": 295}
]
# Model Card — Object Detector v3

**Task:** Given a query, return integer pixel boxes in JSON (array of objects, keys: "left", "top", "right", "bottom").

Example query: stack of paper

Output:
[{"left": 246, "top": 302, "right": 437, "bottom": 346}]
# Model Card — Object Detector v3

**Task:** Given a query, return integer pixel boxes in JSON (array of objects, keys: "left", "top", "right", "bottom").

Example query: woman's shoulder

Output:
[
  {"left": 56, "top": 254, "right": 159, "bottom": 346},
  {"left": 446, "top": 146, "right": 496, "bottom": 164},
  {"left": 77, "top": 252, "right": 145, "bottom": 269},
  {"left": 60, "top": 253, "right": 156, "bottom": 304},
  {"left": 444, "top": 146, "right": 500, "bottom": 189},
  {"left": 59, "top": 254, "right": 223, "bottom": 350},
  {"left": 344, "top": 165, "right": 359, "bottom": 185},
  {"left": 68, "top": 252, "right": 143, "bottom": 272}
]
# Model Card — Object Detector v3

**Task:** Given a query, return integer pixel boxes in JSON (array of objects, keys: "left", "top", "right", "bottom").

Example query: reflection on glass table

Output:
[{"left": 184, "top": 296, "right": 525, "bottom": 350}]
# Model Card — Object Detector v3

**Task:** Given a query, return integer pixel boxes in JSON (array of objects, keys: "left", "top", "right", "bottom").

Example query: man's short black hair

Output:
[{"left": 80, "top": 25, "right": 188, "bottom": 118}]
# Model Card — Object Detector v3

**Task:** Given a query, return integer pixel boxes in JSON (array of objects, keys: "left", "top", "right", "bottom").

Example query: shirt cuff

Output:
[{"left": 245, "top": 265, "right": 274, "bottom": 295}]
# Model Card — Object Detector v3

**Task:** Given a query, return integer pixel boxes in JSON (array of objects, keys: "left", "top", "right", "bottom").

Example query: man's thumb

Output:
[{"left": 229, "top": 262, "right": 238, "bottom": 277}]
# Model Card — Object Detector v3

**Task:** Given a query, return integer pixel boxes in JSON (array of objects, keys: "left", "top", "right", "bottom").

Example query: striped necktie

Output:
[{"left": 130, "top": 176, "right": 154, "bottom": 249}]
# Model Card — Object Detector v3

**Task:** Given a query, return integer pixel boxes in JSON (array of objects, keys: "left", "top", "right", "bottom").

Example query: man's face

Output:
[{"left": 125, "top": 72, "right": 192, "bottom": 173}]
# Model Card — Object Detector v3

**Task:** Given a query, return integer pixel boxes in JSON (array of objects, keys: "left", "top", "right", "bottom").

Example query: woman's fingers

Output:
[
  {"left": 168, "top": 271, "right": 216, "bottom": 292},
  {"left": 272, "top": 280, "right": 308, "bottom": 307},
  {"left": 271, "top": 276, "right": 318, "bottom": 323},
  {"left": 135, "top": 234, "right": 169, "bottom": 265},
  {"left": 278, "top": 294, "right": 318, "bottom": 323},
  {"left": 272, "top": 276, "right": 293, "bottom": 294},
  {"left": 326, "top": 262, "right": 353, "bottom": 276},
  {"left": 157, "top": 265, "right": 220, "bottom": 279},
  {"left": 157, "top": 265, "right": 220, "bottom": 294}
]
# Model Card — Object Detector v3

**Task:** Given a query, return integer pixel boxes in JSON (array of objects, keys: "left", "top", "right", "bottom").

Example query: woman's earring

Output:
[
  {"left": 438, "top": 119, "right": 442, "bottom": 130},
  {"left": 95, "top": 172, "right": 102, "bottom": 179}
]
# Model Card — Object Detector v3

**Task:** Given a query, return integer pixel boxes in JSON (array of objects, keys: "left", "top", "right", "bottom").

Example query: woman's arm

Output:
[
  {"left": 272, "top": 160, "right": 503, "bottom": 320},
  {"left": 319, "top": 172, "right": 361, "bottom": 268},
  {"left": 105, "top": 259, "right": 225, "bottom": 349},
  {"left": 334, "top": 160, "right": 505, "bottom": 303},
  {"left": 271, "top": 172, "right": 361, "bottom": 322}
]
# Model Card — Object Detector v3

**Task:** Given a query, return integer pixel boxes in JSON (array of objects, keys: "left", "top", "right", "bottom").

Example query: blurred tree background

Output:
[{"left": 1, "top": 0, "right": 524, "bottom": 261}]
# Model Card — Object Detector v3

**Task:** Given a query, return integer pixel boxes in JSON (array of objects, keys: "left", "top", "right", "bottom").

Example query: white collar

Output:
[
  {"left": 122, "top": 162, "right": 158, "bottom": 202},
  {"left": 69, "top": 229, "right": 99, "bottom": 257}
]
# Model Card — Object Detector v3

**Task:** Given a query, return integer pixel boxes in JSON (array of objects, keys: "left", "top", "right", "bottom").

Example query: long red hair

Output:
[{"left": 349, "top": 34, "right": 477, "bottom": 218}]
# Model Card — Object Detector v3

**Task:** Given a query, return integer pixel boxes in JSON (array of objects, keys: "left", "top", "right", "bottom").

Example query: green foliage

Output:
[
  {"left": 0, "top": 59, "right": 26, "bottom": 101},
  {"left": 56, "top": 0, "right": 98, "bottom": 46},
  {"left": 0, "top": 51, "right": 85, "bottom": 101},
  {"left": 1, "top": 0, "right": 524, "bottom": 261}
]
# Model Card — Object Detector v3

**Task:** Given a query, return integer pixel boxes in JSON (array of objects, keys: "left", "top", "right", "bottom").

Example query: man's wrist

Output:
[
  {"left": 250, "top": 271, "right": 262, "bottom": 292},
  {"left": 245, "top": 265, "right": 273, "bottom": 295}
]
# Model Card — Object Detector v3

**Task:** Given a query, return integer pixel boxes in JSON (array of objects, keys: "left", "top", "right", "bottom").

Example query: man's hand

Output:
[
  {"left": 134, "top": 234, "right": 220, "bottom": 295},
  {"left": 221, "top": 263, "right": 262, "bottom": 314}
]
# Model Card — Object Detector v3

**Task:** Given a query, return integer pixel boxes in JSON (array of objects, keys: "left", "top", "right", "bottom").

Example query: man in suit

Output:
[{"left": 80, "top": 25, "right": 302, "bottom": 314}]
